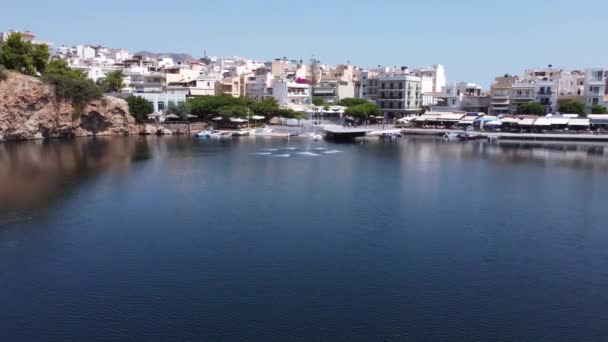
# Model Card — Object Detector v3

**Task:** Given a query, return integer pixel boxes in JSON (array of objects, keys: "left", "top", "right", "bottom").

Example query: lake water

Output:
[{"left": 1, "top": 136, "right": 608, "bottom": 341}]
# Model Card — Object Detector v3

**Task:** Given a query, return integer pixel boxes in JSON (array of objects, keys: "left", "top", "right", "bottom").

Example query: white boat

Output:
[
  {"left": 195, "top": 130, "right": 212, "bottom": 138},
  {"left": 442, "top": 132, "right": 459, "bottom": 141},
  {"left": 311, "top": 134, "right": 323, "bottom": 141}
]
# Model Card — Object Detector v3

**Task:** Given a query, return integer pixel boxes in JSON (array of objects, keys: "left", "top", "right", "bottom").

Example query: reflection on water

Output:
[
  {"left": 0, "top": 137, "right": 152, "bottom": 215},
  {"left": 1, "top": 136, "right": 608, "bottom": 341},
  {"left": 1, "top": 136, "right": 608, "bottom": 217}
]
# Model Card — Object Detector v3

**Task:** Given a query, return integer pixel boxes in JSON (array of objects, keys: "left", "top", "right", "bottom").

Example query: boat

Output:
[
  {"left": 379, "top": 132, "right": 402, "bottom": 139},
  {"left": 288, "top": 130, "right": 300, "bottom": 137},
  {"left": 232, "top": 131, "right": 250, "bottom": 137},
  {"left": 195, "top": 130, "right": 212, "bottom": 138},
  {"left": 442, "top": 132, "right": 459, "bottom": 141},
  {"left": 457, "top": 132, "right": 484, "bottom": 141}
]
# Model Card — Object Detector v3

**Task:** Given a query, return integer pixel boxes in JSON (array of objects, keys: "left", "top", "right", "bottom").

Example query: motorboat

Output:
[
  {"left": 232, "top": 131, "right": 250, "bottom": 137},
  {"left": 456, "top": 132, "right": 484, "bottom": 141},
  {"left": 195, "top": 130, "right": 212, "bottom": 138},
  {"left": 442, "top": 132, "right": 459, "bottom": 141}
]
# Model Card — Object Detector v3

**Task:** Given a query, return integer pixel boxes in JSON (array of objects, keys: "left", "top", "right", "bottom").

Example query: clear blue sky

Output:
[{"left": 2, "top": 0, "right": 606, "bottom": 87}]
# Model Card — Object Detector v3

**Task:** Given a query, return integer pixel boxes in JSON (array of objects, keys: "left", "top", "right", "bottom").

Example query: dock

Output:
[{"left": 322, "top": 125, "right": 373, "bottom": 140}]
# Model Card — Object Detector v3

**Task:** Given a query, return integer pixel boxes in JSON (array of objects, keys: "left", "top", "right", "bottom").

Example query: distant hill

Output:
[{"left": 134, "top": 51, "right": 196, "bottom": 62}]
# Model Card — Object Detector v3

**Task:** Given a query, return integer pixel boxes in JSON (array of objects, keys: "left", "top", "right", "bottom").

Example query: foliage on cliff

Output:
[
  {"left": 0, "top": 33, "right": 49, "bottom": 76},
  {"left": 126, "top": 96, "right": 154, "bottom": 123}
]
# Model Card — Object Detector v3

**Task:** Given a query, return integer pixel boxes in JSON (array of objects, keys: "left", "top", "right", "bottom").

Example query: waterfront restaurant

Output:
[
  {"left": 589, "top": 115, "right": 608, "bottom": 131},
  {"left": 412, "top": 112, "right": 465, "bottom": 128}
]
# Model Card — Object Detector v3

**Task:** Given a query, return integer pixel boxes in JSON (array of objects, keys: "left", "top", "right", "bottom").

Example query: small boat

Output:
[
  {"left": 442, "top": 132, "right": 459, "bottom": 141},
  {"left": 195, "top": 130, "right": 212, "bottom": 138},
  {"left": 232, "top": 131, "right": 250, "bottom": 137},
  {"left": 457, "top": 132, "right": 483, "bottom": 141},
  {"left": 288, "top": 130, "right": 300, "bottom": 137},
  {"left": 311, "top": 134, "right": 323, "bottom": 141},
  {"left": 379, "top": 132, "right": 401, "bottom": 139}
]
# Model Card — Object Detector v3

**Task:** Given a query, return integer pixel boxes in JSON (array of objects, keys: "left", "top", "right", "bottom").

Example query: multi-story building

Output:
[
  {"left": 272, "top": 80, "right": 311, "bottom": 106},
  {"left": 377, "top": 74, "right": 422, "bottom": 117},
  {"left": 312, "top": 79, "right": 355, "bottom": 103},
  {"left": 245, "top": 72, "right": 274, "bottom": 100},
  {"left": 76, "top": 45, "right": 96, "bottom": 60},
  {"left": 489, "top": 76, "right": 517, "bottom": 115},
  {"left": 510, "top": 83, "right": 535, "bottom": 113},
  {"left": 359, "top": 70, "right": 380, "bottom": 102},
  {"left": 412, "top": 64, "right": 446, "bottom": 93},
  {"left": 584, "top": 68, "right": 608, "bottom": 113},
  {"left": 436, "top": 82, "right": 488, "bottom": 113}
]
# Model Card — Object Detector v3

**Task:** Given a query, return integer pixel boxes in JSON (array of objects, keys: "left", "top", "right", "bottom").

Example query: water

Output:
[{"left": 1, "top": 136, "right": 608, "bottom": 341}]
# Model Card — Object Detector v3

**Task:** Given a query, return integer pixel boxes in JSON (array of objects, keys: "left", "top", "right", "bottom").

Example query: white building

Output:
[
  {"left": 272, "top": 81, "right": 311, "bottom": 106},
  {"left": 584, "top": 68, "right": 608, "bottom": 113},
  {"left": 413, "top": 64, "right": 446, "bottom": 93},
  {"left": 377, "top": 74, "right": 422, "bottom": 117},
  {"left": 76, "top": 45, "right": 96, "bottom": 60}
]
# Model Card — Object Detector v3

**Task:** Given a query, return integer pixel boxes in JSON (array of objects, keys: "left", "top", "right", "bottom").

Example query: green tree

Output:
[
  {"left": 0, "top": 33, "right": 37, "bottom": 75},
  {"left": 517, "top": 102, "right": 545, "bottom": 116},
  {"left": 559, "top": 100, "right": 586, "bottom": 115},
  {"left": 97, "top": 70, "right": 124, "bottom": 93},
  {"left": 126, "top": 96, "right": 154, "bottom": 123},
  {"left": 312, "top": 97, "right": 325, "bottom": 106},
  {"left": 187, "top": 95, "right": 241, "bottom": 118},
  {"left": 344, "top": 103, "right": 381, "bottom": 119},
  {"left": 337, "top": 97, "right": 368, "bottom": 107},
  {"left": 591, "top": 105, "right": 607, "bottom": 114},
  {"left": 45, "top": 59, "right": 87, "bottom": 79},
  {"left": 166, "top": 101, "right": 188, "bottom": 118},
  {"left": 43, "top": 74, "right": 102, "bottom": 105},
  {"left": 32, "top": 44, "right": 50, "bottom": 74}
]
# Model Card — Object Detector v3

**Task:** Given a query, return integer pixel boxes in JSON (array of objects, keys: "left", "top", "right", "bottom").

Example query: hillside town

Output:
[{"left": 2, "top": 28, "right": 608, "bottom": 130}]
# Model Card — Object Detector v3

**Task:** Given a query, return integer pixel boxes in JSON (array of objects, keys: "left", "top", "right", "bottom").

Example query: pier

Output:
[{"left": 322, "top": 125, "right": 373, "bottom": 140}]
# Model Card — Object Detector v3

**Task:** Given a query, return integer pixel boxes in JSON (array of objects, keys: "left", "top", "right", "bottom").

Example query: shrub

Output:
[
  {"left": 126, "top": 96, "right": 154, "bottom": 123},
  {"left": 592, "top": 105, "right": 607, "bottom": 114},
  {"left": 43, "top": 73, "right": 102, "bottom": 107}
]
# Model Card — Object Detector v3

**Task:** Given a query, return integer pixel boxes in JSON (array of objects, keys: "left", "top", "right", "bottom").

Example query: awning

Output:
[
  {"left": 485, "top": 121, "right": 502, "bottom": 126},
  {"left": 474, "top": 116, "right": 500, "bottom": 123},
  {"left": 519, "top": 118, "right": 535, "bottom": 126},
  {"left": 251, "top": 115, "right": 265, "bottom": 120},
  {"left": 590, "top": 118, "right": 608, "bottom": 125},
  {"left": 500, "top": 117, "right": 520, "bottom": 124},
  {"left": 549, "top": 118, "right": 570, "bottom": 125},
  {"left": 437, "top": 113, "right": 466, "bottom": 121},
  {"left": 413, "top": 117, "right": 427, "bottom": 122},
  {"left": 229, "top": 118, "right": 247, "bottom": 123},
  {"left": 568, "top": 118, "right": 590, "bottom": 126},
  {"left": 533, "top": 118, "right": 551, "bottom": 126}
]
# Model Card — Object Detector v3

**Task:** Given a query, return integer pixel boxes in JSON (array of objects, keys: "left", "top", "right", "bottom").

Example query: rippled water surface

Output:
[{"left": 1, "top": 136, "right": 608, "bottom": 341}]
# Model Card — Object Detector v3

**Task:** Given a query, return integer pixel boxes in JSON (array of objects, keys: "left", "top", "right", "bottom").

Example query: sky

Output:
[{"left": 2, "top": 0, "right": 607, "bottom": 87}]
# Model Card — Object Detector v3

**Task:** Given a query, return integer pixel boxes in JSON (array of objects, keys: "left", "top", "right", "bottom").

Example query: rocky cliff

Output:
[{"left": 0, "top": 71, "right": 138, "bottom": 142}]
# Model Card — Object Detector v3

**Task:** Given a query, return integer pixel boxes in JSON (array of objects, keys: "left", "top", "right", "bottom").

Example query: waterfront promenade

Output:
[{"left": 402, "top": 128, "right": 608, "bottom": 142}]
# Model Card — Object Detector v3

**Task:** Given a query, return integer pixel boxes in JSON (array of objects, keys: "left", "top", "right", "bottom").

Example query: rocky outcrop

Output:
[{"left": 0, "top": 71, "right": 138, "bottom": 142}]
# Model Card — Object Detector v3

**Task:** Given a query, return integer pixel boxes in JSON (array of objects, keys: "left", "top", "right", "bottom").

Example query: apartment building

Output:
[
  {"left": 584, "top": 68, "right": 608, "bottom": 113},
  {"left": 436, "top": 82, "right": 488, "bottom": 113},
  {"left": 272, "top": 80, "right": 311, "bottom": 106},
  {"left": 377, "top": 75, "right": 422, "bottom": 117},
  {"left": 412, "top": 64, "right": 446, "bottom": 93}
]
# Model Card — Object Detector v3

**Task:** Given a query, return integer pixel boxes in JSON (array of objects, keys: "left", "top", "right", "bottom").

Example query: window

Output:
[
  {"left": 452, "top": 99, "right": 456, "bottom": 105},
  {"left": 593, "top": 98, "right": 599, "bottom": 105},
  {"left": 158, "top": 101, "right": 165, "bottom": 111}
]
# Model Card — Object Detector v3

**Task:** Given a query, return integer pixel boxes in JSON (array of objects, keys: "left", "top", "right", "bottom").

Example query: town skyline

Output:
[{"left": 3, "top": 0, "right": 607, "bottom": 87}]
